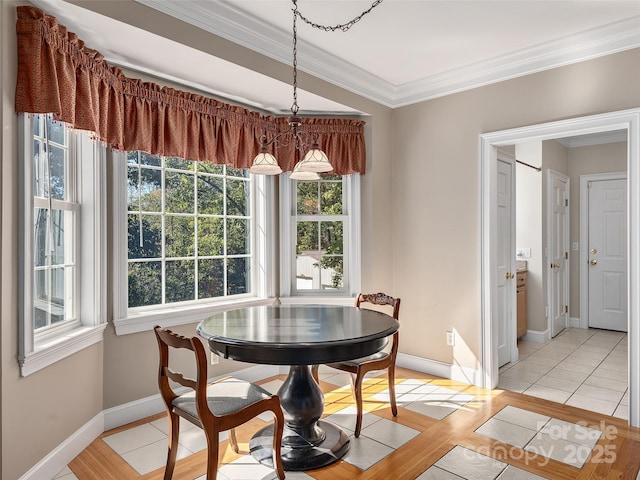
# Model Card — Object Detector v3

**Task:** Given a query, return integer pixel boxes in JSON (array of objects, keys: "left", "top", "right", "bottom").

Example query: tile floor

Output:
[
  {"left": 53, "top": 327, "right": 630, "bottom": 480},
  {"left": 499, "top": 328, "right": 628, "bottom": 419}
]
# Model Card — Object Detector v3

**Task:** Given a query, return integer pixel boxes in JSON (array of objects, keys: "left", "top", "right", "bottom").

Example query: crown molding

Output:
[{"left": 136, "top": 0, "right": 640, "bottom": 108}]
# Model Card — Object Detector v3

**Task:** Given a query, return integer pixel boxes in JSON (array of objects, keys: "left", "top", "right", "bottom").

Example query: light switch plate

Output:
[{"left": 516, "top": 248, "right": 531, "bottom": 258}]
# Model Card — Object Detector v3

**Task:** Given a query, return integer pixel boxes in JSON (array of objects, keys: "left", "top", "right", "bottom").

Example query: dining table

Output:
[{"left": 196, "top": 304, "right": 399, "bottom": 471}]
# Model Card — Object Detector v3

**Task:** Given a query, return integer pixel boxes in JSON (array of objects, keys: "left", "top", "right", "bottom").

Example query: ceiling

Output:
[{"left": 28, "top": 0, "right": 640, "bottom": 116}]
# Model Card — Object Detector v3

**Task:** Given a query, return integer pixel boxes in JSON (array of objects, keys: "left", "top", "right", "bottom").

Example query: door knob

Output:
[
  {"left": 590, "top": 259, "right": 597, "bottom": 265},
  {"left": 505, "top": 272, "right": 514, "bottom": 279}
]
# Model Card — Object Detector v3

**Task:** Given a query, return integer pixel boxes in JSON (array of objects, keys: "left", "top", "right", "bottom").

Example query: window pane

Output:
[
  {"left": 34, "top": 208, "right": 49, "bottom": 267},
  {"left": 227, "top": 218, "right": 250, "bottom": 255},
  {"left": 166, "top": 260, "right": 195, "bottom": 303},
  {"left": 320, "top": 221, "right": 343, "bottom": 254},
  {"left": 50, "top": 209, "right": 70, "bottom": 265},
  {"left": 140, "top": 152, "right": 161, "bottom": 167},
  {"left": 198, "top": 258, "right": 224, "bottom": 299},
  {"left": 319, "top": 256, "right": 343, "bottom": 289},
  {"left": 128, "top": 167, "right": 162, "bottom": 212},
  {"left": 227, "top": 257, "right": 250, "bottom": 295},
  {"left": 47, "top": 117, "right": 65, "bottom": 145},
  {"left": 34, "top": 269, "right": 49, "bottom": 329},
  {"left": 297, "top": 221, "right": 319, "bottom": 253},
  {"left": 198, "top": 162, "right": 224, "bottom": 175},
  {"left": 227, "top": 178, "right": 250, "bottom": 216},
  {"left": 166, "top": 156, "right": 194, "bottom": 171},
  {"left": 197, "top": 176, "right": 224, "bottom": 215},
  {"left": 321, "top": 181, "right": 343, "bottom": 214},
  {"left": 128, "top": 214, "right": 161, "bottom": 259},
  {"left": 165, "top": 171, "right": 194, "bottom": 214},
  {"left": 48, "top": 144, "right": 66, "bottom": 200},
  {"left": 297, "top": 183, "right": 319, "bottom": 214},
  {"left": 50, "top": 266, "right": 70, "bottom": 324},
  {"left": 165, "top": 216, "right": 195, "bottom": 258},
  {"left": 127, "top": 151, "right": 139, "bottom": 165},
  {"left": 33, "top": 140, "right": 45, "bottom": 197},
  {"left": 296, "top": 253, "right": 317, "bottom": 290},
  {"left": 227, "top": 167, "right": 248, "bottom": 178},
  {"left": 198, "top": 217, "right": 224, "bottom": 256},
  {"left": 128, "top": 261, "right": 162, "bottom": 307}
]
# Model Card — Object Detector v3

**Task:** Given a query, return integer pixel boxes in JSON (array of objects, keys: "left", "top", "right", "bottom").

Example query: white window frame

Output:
[
  {"left": 279, "top": 173, "right": 361, "bottom": 305},
  {"left": 18, "top": 114, "right": 107, "bottom": 377},
  {"left": 112, "top": 152, "right": 276, "bottom": 335}
]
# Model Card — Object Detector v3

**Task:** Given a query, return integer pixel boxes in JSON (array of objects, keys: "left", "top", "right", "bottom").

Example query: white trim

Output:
[
  {"left": 278, "top": 296, "right": 355, "bottom": 306},
  {"left": 579, "top": 171, "right": 627, "bottom": 332},
  {"left": 396, "top": 353, "right": 482, "bottom": 387},
  {"left": 134, "top": 0, "right": 640, "bottom": 108},
  {"left": 20, "top": 324, "right": 107, "bottom": 377},
  {"left": 556, "top": 130, "right": 628, "bottom": 148},
  {"left": 521, "top": 329, "right": 549, "bottom": 344},
  {"left": 569, "top": 316, "right": 587, "bottom": 329},
  {"left": 480, "top": 108, "right": 640, "bottom": 427}
]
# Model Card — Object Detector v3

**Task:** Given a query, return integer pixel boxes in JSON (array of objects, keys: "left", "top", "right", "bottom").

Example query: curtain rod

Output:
[{"left": 515, "top": 159, "right": 542, "bottom": 172}]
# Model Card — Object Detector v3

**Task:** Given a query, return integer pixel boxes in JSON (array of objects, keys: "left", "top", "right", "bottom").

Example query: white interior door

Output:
[
  {"left": 548, "top": 171, "right": 569, "bottom": 337},
  {"left": 496, "top": 158, "right": 515, "bottom": 367},
  {"left": 588, "top": 177, "right": 628, "bottom": 332}
]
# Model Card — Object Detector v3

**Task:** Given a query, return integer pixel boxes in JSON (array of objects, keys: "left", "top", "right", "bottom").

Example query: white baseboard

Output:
[
  {"left": 396, "top": 353, "right": 482, "bottom": 387},
  {"left": 569, "top": 316, "right": 587, "bottom": 329},
  {"left": 18, "top": 412, "right": 105, "bottom": 480},
  {"left": 21, "top": 364, "right": 282, "bottom": 480},
  {"left": 521, "top": 329, "right": 549, "bottom": 343}
]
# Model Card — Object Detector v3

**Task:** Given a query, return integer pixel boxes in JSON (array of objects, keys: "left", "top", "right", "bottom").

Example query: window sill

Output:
[
  {"left": 278, "top": 296, "right": 356, "bottom": 306},
  {"left": 114, "top": 297, "right": 276, "bottom": 335},
  {"left": 20, "top": 324, "right": 107, "bottom": 377}
]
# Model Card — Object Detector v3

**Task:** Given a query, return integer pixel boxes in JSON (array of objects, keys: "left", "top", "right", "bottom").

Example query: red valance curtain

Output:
[{"left": 14, "top": 6, "right": 366, "bottom": 175}]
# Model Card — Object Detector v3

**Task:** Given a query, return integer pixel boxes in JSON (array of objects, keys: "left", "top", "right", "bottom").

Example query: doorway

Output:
[{"left": 479, "top": 108, "right": 640, "bottom": 427}]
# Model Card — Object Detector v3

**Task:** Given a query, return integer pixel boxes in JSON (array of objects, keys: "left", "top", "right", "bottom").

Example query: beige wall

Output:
[
  {"left": 515, "top": 142, "right": 544, "bottom": 331},
  {"left": 392, "top": 48, "right": 640, "bottom": 369},
  {"left": 568, "top": 141, "right": 628, "bottom": 319}
]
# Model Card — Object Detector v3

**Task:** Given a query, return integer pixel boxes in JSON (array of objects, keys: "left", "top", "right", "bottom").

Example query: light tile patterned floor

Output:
[{"left": 499, "top": 328, "right": 628, "bottom": 418}]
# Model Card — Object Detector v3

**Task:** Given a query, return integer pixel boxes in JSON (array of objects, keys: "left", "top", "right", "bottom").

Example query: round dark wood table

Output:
[{"left": 197, "top": 304, "right": 399, "bottom": 471}]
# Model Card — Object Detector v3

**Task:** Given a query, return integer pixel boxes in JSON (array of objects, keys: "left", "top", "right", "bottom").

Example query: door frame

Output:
[
  {"left": 546, "top": 169, "right": 570, "bottom": 337},
  {"left": 479, "top": 108, "right": 640, "bottom": 427},
  {"left": 580, "top": 171, "right": 627, "bottom": 330}
]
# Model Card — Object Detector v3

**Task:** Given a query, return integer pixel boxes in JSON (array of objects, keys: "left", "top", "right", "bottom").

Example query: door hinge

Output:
[
  {"left": 565, "top": 198, "right": 568, "bottom": 207},
  {"left": 565, "top": 252, "right": 569, "bottom": 260},
  {"left": 565, "top": 305, "right": 569, "bottom": 313}
]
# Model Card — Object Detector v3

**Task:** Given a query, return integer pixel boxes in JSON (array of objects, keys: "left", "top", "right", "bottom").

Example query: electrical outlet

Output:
[
  {"left": 210, "top": 352, "right": 219, "bottom": 365},
  {"left": 446, "top": 331, "right": 455, "bottom": 346}
]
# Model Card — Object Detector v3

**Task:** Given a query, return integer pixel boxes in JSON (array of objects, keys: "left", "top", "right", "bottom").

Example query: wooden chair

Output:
[
  {"left": 154, "top": 326, "right": 286, "bottom": 480},
  {"left": 312, "top": 293, "right": 400, "bottom": 437}
]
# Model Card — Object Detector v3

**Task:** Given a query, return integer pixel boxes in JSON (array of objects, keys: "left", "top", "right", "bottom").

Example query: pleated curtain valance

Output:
[{"left": 14, "top": 6, "right": 366, "bottom": 175}]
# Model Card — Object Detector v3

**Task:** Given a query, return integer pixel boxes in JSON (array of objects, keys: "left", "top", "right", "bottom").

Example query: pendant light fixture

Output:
[{"left": 249, "top": 0, "right": 384, "bottom": 177}]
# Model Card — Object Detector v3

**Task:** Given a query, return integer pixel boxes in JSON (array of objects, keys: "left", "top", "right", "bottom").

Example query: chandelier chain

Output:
[
  {"left": 291, "top": 0, "right": 299, "bottom": 115},
  {"left": 295, "top": 0, "right": 384, "bottom": 32}
]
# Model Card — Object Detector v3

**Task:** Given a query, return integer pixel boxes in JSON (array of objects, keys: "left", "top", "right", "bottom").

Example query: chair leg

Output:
[
  {"left": 311, "top": 364, "right": 320, "bottom": 384},
  {"left": 271, "top": 408, "right": 286, "bottom": 480},
  {"left": 204, "top": 429, "right": 220, "bottom": 480},
  {"left": 353, "top": 372, "right": 365, "bottom": 438},
  {"left": 228, "top": 428, "right": 240, "bottom": 454},
  {"left": 388, "top": 365, "right": 398, "bottom": 417},
  {"left": 164, "top": 412, "right": 180, "bottom": 480}
]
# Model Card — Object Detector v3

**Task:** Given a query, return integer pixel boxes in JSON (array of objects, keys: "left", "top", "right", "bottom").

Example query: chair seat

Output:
[
  {"left": 326, "top": 350, "right": 389, "bottom": 369},
  {"left": 173, "top": 377, "right": 273, "bottom": 418}
]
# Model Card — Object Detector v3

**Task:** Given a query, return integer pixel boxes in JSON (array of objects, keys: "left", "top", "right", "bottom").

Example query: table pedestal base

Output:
[{"left": 249, "top": 420, "right": 350, "bottom": 471}]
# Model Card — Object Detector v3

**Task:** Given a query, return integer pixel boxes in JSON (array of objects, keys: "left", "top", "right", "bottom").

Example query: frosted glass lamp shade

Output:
[
  {"left": 290, "top": 161, "right": 320, "bottom": 181},
  {"left": 249, "top": 149, "right": 282, "bottom": 175},
  {"left": 296, "top": 141, "right": 332, "bottom": 173}
]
